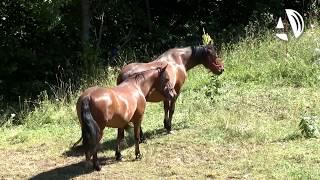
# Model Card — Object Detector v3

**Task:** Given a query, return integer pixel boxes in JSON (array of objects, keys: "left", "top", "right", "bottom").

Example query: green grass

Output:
[
  {"left": 0, "top": 27, "right": 320, "bottom": 179},
  {"left": 221, "top": 29, "right": 320, "bottom": 87}
]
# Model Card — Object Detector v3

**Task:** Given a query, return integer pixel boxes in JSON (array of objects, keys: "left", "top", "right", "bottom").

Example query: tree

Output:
[{"left": 81, "top": 0, "right": 90, "bottom": 46}]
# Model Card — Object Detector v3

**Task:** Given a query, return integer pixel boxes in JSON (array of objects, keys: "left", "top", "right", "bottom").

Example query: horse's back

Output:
[
  {"left": 77, "top": 83, "right": 147, "bottom": 128},
  {"left": 117, "top": 62, "right": 150, "bottom": 85},
  {"left": 91, "top": 87, "right": 137, "bottom": 127}
]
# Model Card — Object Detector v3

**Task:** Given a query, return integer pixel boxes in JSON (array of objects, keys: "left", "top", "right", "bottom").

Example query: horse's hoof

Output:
[
  {"left": 94, "top": 164, "right": 101, "bottom": 171},
  {"left": 139, "top": 138, "right": 147, "bottom": 144},
  {"left": 115, "top": 152, "right": 123, "bottom": 161},
  {"left": 166, "top": 130, "right": 175, "bottom": 134},
  {"left": 115, "top": 155, "right": 123, "bottom": 161},
  {"left": 135, "top": 153, "right": 142, "bottom": 160}
]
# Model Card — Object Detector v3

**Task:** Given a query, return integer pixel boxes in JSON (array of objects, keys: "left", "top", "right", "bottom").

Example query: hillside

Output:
[{"left": 1, "top": 27, "right": 320, "bottom": 179}]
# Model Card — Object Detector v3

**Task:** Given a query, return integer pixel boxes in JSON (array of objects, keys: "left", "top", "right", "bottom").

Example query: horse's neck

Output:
[
  {"left": 136, "top": 73, "right": 157, "bottom": 97},
  {"left": 156, "top": 47, "right": 200, "bottom": 71},
  {"left": 175, "top": 47, "right": 200, "bottom": 71}
]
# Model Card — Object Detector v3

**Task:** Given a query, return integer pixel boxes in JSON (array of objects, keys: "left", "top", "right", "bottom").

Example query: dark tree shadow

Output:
[
  {"left": 64, "top": 121, "right": 190, "bottom": 157},
  {"left": 29, "top": 157, "right": 116, "bottom": 180}
]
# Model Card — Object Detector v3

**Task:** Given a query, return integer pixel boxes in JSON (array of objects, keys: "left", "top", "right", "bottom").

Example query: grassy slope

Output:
[{"left": 1, "top": 27, "right": 320, "bottom": 179}]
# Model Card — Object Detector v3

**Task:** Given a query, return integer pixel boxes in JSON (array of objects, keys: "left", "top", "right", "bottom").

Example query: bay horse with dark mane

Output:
[
  {"left": 76, "top": 63, "right": 176, "bottom": 171},
  {"left": 117, "top": 45, "right": 224, "bottom": 135}
]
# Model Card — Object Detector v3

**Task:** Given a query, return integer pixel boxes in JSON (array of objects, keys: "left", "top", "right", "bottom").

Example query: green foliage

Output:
[
  {"left": 203, "top": 76, "right": 223, "bottom": 101},
  {"left": 0, "top": 0, "right": 81, "bottom": 99},
  {"left": 2, "top": 0, "right": 318, "bottom": 101},
  {"left": 299, "top": 116, "right": 319, "bottom": 138}
]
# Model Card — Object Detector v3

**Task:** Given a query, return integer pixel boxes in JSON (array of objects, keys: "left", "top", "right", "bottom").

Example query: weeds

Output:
[
  {"left": 299, "top": 116, "right": 319, "bottom": 138},
  {"left": 222, "top": 28, "right": 320, "bottom": 87}
]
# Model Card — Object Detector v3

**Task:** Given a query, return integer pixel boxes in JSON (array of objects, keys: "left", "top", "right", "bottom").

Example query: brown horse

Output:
[
  {"left": 76, "top": 63, "right": 176, "bottom": 171},
  {"left": 117, "top": 45, "right": 224, "bottom": 134}
]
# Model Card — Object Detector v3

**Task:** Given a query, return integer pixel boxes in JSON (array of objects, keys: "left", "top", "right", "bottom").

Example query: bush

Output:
[{"left": 299, "top": 116, "right": 319, "bottom": 138}]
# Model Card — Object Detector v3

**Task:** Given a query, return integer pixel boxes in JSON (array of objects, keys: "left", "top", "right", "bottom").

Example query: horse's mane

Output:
[
  {"left": 191, "top": 45, "right": 216, "bottom": 61},
  {"left": 125, "top": 65, "right": 163, "bottom": 83}
]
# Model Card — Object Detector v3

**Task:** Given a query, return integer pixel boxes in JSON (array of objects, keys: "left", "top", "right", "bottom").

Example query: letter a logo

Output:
[{"left": 276, "top": 9, "right": 304, "bottom": 41}]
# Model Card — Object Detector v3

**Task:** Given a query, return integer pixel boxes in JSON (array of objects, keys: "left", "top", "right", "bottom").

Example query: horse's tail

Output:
[
  {"left": 72, "top": 137, "right": 82, "bottom": 148},
  {"left": 81, "top": 96, "right": 100, "bottom": 154}
]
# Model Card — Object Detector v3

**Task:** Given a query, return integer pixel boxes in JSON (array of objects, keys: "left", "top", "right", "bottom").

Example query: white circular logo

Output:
[{"left": 276, "top": 9, "right": 304, "bottom": 41}]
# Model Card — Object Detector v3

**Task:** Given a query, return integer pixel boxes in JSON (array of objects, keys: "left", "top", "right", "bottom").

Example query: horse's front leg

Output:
[
  {"left": 167, "top": 98, "right": 177, "bottom": 133},
  {"left": 164, "top": 99, "right": 177, "bottom": 134},
  {"left": 133, "top": 121, "right": 142, "bottom": 160},
  {"left": 115, "top": 128, "right": 124, "bottom": 161},
  {"left": 163, "top": 100, "right": 170, "bottom": 133}
]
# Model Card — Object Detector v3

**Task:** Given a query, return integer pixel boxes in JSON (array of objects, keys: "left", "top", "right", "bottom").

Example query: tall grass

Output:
[{"left": 222, "top": 28, "right": 320, "bottom": 87}]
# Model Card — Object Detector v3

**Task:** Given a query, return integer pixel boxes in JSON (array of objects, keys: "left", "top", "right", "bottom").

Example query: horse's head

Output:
[
  {"left": 202, "top": 45, "right": 224, "bottom": 75},
  {"left": 157, "top": 64, "right": 177, "bottom": 101}
]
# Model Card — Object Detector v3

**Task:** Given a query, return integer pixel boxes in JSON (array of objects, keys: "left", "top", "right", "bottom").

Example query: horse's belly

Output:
[
  {"left": 105, "top": 114, "right": 130, "bottom": 128},
  {"left": 146, "top": 91, "right": 165, "bottom": 102}
]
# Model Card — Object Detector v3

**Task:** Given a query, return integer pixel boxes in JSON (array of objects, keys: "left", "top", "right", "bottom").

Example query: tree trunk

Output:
[
  {"left": 81, "top": 0, "right": 90, "bottom": 46},
  {"left": 145, "top": 0, "right": 152, "bottom": 32},
  {"left": 96, "top": 12, "right": 105, "bottom": 50}
]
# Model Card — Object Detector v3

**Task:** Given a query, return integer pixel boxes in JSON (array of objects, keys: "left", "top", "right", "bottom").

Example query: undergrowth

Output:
[{"left": 1, "top": 27, "right": 320, "bottom": 132}]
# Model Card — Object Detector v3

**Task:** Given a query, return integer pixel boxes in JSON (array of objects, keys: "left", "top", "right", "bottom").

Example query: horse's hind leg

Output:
[
  {"left": 133, "top": 121, "right": 142, "bottom": 160},
  {"left": 84, "top": 151, "right": 92, "bottom": 168},
  {"left": 115, "top": 128, "right": 124, "bottom": 161}
]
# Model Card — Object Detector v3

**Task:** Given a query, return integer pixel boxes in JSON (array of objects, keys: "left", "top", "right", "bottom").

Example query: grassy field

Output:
[{"left": 1, "top": 26, "right": 320, "bottom": 179}]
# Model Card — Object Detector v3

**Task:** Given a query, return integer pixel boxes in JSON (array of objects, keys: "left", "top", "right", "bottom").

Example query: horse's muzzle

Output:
[{"left": 219, "top": 68, "right": 224, "bottom": 74}]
